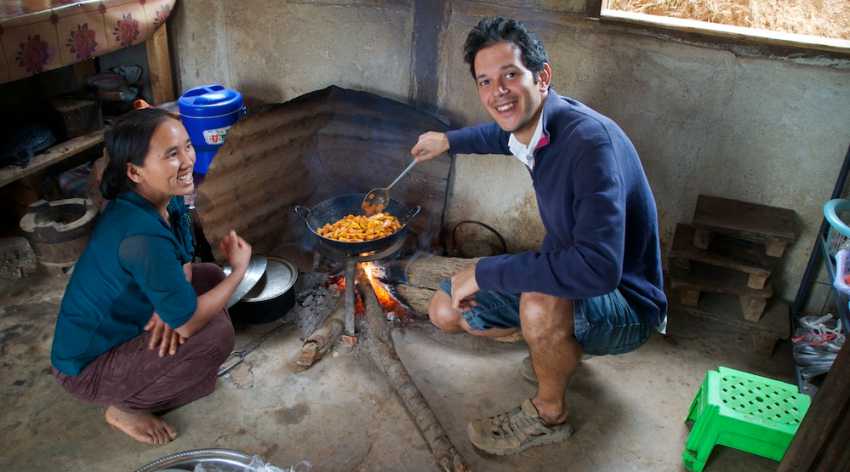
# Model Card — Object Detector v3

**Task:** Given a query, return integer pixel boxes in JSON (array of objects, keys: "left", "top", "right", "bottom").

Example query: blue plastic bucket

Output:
[{"left": 178, "top": 84, "right": 246, "bottom": 175}]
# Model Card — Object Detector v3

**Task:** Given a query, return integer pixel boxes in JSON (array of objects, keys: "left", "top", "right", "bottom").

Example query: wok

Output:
[{"left": 293, "top": 193, "right": 420, "bottom": 255}]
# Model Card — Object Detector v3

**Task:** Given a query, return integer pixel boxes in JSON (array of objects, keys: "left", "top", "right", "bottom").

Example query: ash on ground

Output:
[{"left": 289, "top": 271, "right": 341, "bottom": 338}]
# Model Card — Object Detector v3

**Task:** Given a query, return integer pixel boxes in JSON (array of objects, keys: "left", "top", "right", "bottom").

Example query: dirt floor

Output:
[
  {"left": 608, "top": 0, "right": 850, "bottom": 40},
  {"left": 1, "top": 268, "right": 798, "bottom": 471}
]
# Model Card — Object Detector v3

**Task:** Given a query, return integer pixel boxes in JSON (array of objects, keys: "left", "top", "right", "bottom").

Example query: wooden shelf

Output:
[{"left": 0, "top": 128, "right": 105, "bottom": 189}]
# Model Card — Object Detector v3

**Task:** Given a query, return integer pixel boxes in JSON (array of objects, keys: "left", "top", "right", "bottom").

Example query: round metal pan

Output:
[
  {"left": 135, "top": 448, "right": 254, "bottom": 472},
  {"left": 293, "top": 193, "right": 421, "bottom": 255}
]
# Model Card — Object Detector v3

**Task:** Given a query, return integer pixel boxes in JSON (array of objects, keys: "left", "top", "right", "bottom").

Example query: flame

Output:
[
  {"left": 327, "top": 265, "right": 404, "bottom": 319},
  {"left": 361, "top": 262, "right": 408, "bottom": 320},
  {"left": 328, "top": 274, "right": 346, "bottom": 292},
  {"left": 327, "top": 273, "right": 365, "bottom": 316}
]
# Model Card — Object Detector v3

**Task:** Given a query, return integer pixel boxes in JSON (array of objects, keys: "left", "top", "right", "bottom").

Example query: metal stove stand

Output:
[{"left": 317, "top": 237, "right": 406, "bottom": 339}]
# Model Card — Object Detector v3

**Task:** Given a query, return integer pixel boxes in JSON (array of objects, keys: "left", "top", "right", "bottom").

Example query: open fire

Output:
[
  {"left": 327, "top": 273, "right": 365, "bottom": 316},
  {"left": 326, "top": 263, "right": 411, "bottom": 319},
  {"left": 362, "top": 262, "right": 411, "bottom": 322}
]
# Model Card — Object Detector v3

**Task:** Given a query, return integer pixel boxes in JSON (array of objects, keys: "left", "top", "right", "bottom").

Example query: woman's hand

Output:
[
  {"left": 411, "top": 131, "right": 449, "bottom": 162},
  {"left": 219, "top": 230, "right": 252, "bottom": 274},
  {"left": 174, "top": 231, "right": 251, "bottom": 339},
  {"left": 144, "top": 312, "right": 186, "bottom": 357}
]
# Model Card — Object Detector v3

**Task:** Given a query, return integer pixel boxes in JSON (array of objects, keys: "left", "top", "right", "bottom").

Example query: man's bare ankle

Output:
[{"left": 531, "top": 398, "right": 568, "bottom": 425}]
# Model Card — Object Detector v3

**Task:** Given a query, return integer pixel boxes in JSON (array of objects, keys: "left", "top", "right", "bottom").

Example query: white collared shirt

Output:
[{"left": 508, "top": 111, "right": 545, "bottom": 170}]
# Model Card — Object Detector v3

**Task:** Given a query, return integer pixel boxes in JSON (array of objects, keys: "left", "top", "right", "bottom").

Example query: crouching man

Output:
[{"left": 410, "top": 17, "right": 667, "bottom": 455}]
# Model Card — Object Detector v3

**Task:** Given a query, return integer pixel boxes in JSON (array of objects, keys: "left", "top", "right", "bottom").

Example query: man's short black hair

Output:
[{"left": 463, "top": 17, "right": 549, "bottom": 80}]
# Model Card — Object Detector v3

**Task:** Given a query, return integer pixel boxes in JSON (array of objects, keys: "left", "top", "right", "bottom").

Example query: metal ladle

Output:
[{"left": 361, "top": 159, "right": 417, "bottom": 215}]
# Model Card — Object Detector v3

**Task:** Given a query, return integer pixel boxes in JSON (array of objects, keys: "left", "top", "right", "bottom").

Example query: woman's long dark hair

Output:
[{"left": 100, "top": 108, "right": 180, "bottom": 200}]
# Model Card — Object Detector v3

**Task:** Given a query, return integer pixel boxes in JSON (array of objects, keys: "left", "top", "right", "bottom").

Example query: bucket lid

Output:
[{"left": 178, "top": 84, "right": 244, "bottom": 117}]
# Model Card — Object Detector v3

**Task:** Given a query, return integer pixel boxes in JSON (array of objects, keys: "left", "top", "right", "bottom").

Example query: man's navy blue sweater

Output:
[{"left": 446, "top": 89, "right": 667, "bottom": 329}]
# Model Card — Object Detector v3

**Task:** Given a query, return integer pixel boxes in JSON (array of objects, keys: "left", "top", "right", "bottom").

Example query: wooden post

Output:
[
  {"left": 778, "top": 340, "right": 850, "bottom": 471},
  {"left": 146, "top": 23, "right": 175, "bottom": 104},
  {"left": 587, "top": 0, "right": 604, "bottom": 17}
]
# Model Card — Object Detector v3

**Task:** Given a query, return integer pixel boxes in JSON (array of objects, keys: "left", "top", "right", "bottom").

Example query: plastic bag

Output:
[
  {"left": 792, "top": 314, "right": 845, "bottom": 380},
  {"left": 192, "top": 456, "right": 311, "bottom": 472}
]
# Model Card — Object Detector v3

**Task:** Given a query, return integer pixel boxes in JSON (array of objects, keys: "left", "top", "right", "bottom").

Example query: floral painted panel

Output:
[
  {"left": 1, "top": 19, "right": 62, "bottom": 82},
  {"left": 0, "top": 0, "right": 175, "bottom": 85}
]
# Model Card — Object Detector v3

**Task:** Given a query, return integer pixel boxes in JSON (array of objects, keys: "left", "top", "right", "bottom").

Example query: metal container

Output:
[
  {"left": 229, "top": 257, "right": 298, "bottom": 324},
  {"left": 134, "top": 448, "right": 254, "bottom": 471}
]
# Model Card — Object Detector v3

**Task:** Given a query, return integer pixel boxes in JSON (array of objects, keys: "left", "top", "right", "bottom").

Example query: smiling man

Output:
[{"left": 411, "top": 17, "right": 667, "bottom": 455}]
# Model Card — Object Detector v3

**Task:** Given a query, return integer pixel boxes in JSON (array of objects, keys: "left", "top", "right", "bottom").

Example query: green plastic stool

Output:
[{"left": 682, "top": 366, "right": 811, "bottom": 472}]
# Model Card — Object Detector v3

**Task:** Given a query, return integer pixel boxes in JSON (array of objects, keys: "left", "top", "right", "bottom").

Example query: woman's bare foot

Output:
[{"left": 105, "top": 406, "right": 177, "bottom": 445}]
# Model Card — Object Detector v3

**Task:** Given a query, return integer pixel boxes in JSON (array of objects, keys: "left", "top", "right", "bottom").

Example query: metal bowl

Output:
[
  {"left": 134, "top": 448, "right": 255, "bottom": 472},
  {"left": 223, "top": 255, "right": 268, "bottom": 308}
]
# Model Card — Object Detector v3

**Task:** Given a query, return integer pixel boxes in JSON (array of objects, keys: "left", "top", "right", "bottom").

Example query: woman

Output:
[{"left": 50, "top": 108, "right": 251, "bottom": 445}]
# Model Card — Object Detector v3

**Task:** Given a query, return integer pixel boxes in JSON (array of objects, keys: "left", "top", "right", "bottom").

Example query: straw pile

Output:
[{"left": 608, "top": 0, "right": 850, "bottom": 40}]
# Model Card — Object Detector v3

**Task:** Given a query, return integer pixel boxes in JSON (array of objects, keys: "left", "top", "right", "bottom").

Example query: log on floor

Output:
[
  {"left": 404, "top": 255, "right": 479, "bottom": 290},
  {"left": 397, "top": 285, "right": 435, "bottom": 317},
  {"left": 359, "top": 271, "right": 469, "bottom": 472},
  {"left": 392, "top": 256, "right": 479, "bottom": 316}
]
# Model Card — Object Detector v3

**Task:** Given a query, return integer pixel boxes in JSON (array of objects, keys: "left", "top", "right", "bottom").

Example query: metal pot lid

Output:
[
  {"left": 223, "top": 255, "right": 267, "bottom": 308},
  {"left": 242, "top": 257, "right": 298, "bottom": 303}
]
